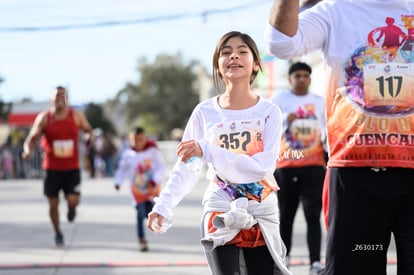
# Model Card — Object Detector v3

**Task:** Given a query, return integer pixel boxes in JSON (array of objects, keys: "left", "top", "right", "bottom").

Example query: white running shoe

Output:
[{"left": 309, "top": 261, "right": 325, "bottom": 275}]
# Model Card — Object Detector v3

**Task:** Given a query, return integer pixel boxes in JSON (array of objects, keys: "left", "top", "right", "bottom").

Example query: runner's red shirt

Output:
[{"left": 41, "top": 109, "right": 80, "bottom": 170}]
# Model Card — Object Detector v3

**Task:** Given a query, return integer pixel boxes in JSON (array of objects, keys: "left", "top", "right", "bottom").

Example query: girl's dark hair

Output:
[{"left": 212, "top": 31, "right": 263, "bottom": 93}]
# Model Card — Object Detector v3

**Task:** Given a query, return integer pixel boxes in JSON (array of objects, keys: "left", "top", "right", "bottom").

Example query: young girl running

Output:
[{"left": 148, "top": 31, "right": 290, "bottom": 275}]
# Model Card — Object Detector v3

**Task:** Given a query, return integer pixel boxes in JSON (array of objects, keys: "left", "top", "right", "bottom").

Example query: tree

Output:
[
  {"left": 0, "top": 75, "right": 11, "bottom": 122},
  {"left": 84, "top": 102, "right": 116, "bottom": 134},
  {"left": 120, "top": 53, "right": 200, "bottom": 139}
]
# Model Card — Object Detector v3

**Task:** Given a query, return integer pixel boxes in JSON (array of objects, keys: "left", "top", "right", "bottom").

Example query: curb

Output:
[{"left": 0, "top": 259, "right": 397, "bottom": 270}]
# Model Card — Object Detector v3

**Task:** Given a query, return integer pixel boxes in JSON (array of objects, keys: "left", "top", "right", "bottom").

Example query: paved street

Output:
[{"left": 0, "top": 174, "right": 397, "bottom": 275}]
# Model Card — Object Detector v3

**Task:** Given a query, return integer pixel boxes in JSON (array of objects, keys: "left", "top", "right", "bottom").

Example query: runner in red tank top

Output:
[
  {"left": 23, "top": 86, "right": 93, "bottom": 247},
  {"left": 42, "top": 108, "right": 80, "bottom": 170}
]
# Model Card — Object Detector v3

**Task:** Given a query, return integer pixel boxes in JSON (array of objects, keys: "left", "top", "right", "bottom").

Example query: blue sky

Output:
[{"left": 0, "top": 0, "right": 278, "bottom": 104}]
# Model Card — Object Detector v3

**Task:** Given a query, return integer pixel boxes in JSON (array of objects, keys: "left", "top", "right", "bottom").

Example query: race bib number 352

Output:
[{"left": 213, "top": 119, "right": 264, "bottom": 156}]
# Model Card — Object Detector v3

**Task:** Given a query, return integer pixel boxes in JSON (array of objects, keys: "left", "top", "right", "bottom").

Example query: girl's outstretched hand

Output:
[{"left": 148, "top": 211, "right": 165, "bottom": 234}]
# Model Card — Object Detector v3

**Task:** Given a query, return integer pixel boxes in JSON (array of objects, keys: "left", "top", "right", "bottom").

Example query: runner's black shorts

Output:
[{"left": 43, "top": 169, "right": 81, "bottom": 198}]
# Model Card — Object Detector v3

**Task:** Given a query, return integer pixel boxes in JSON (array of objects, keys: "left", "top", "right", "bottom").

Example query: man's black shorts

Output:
[{"left": 44, "top": 169, "right": 81, "bottom": 198}]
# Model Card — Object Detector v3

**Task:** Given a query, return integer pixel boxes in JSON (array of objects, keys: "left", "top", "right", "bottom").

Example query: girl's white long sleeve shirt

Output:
[{"left": 152, "top": 95, "right": 283, "bottom": 219}]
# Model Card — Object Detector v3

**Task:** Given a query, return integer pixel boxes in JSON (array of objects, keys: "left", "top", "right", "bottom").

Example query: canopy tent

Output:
[{"left": 7, "top": 113, "right": 37, "bottom": 127}]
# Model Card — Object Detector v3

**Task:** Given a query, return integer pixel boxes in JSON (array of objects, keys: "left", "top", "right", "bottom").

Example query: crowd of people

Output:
[
  {"left": 84, "top": 128, "right": 122, "bottom": 178},
  {"left": 0, "top": 124, "right": 126, "bottom": 181},
  {"left": 0, "top": 131, "right": 43, "bottom": 180}
]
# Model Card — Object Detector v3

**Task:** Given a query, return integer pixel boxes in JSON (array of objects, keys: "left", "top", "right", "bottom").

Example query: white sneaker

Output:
[{"left": 309, "top": 261, "right": 324, "bottom": 275}]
